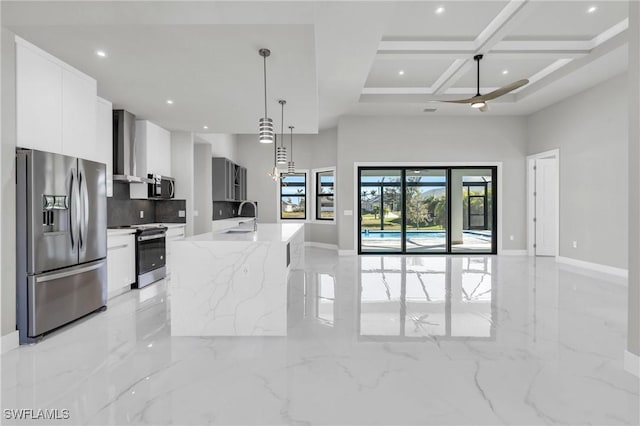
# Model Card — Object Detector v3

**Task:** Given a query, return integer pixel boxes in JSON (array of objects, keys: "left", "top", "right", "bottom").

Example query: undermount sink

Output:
[{"left": 225, "top": 228, "right": 254, "bottom": 233}]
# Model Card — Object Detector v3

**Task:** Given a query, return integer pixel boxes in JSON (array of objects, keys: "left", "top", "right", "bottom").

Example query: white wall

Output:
[
  {"left": 1, "top": 27, "right": 17, "bottom": 338},
  {"left": 336, "top": 115, "right": 528, "bottom": 252},
  {"left": 193, "top": 141, "right": 212, "bottom": 235},
  {"left": 171, "top": 131, "right": 195, "bottom": 236},
  {"left": 197, "top": 133, "right": 238, "bottom": 164},
  {"left": 527, "top": 74, "right": 628, "bottom": 269},
  {"left": 236, "top": 128, "right": 338, "bottom": 245}
]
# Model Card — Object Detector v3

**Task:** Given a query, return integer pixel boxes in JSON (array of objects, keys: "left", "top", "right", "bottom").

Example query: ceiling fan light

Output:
[{"left": 471, "top": 101, "right": 486, "bottom": 109}]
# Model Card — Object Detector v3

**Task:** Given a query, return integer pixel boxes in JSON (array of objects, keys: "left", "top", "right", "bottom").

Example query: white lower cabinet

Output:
[
  {"left": 165, "top": 225, "right": 186, "bottom": 276},
  {"left": 107, "top": 233, "right": 135, "bottom": 297}
]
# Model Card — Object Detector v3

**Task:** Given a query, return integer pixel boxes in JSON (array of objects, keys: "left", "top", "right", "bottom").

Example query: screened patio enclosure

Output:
[{"left": 358, "top": 167, "right": 497, "bottom": 254}]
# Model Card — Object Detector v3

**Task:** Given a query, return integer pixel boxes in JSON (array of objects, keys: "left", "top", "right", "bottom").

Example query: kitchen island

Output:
[{"left": 169, "top": 223, "right": 304, "bottom": 336}]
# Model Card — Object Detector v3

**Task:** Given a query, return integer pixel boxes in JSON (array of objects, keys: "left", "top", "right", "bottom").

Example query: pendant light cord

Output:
[
  {"left": 280, "top": 102, "right": 284, "bottom": 148},
  {"left": 290, "top": 126, "right": 294, "bottom": 158},
  {"left": 263, "top": 55, "right": 268, "bottom": 118}
]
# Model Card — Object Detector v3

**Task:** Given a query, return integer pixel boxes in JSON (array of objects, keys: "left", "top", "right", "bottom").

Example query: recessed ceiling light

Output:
[
  {"left": 587, "top": 6, "right": 597, "bottom": 13},
  {"left": 203, "top": 125, "right": 208, "bottom": 130},
  {"left": 502, "top": 70, "right": 509, "bottom": 75},
  {"left": 435, "top": 6, "right": 445, "bottom": 14},
  {"left": 398, "top": 70, "right": 405, "bottom": 76},
  {"left": 95, "top": 50, "right": 107, "bottom": 58},
  {"left": 166, "top": 100, "right": 174, "bottom": 105}
]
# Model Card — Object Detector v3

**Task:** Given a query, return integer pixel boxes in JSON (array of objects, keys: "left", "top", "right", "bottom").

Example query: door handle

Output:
[
  {"left": 169, "top": 180, "right": 175, "bottom": 198},
  {"left": 80, "top": 170, "right": 89, "bottom": 250},
  {"left": 69, "top": 171, "right": 76, "bottom": 250}
]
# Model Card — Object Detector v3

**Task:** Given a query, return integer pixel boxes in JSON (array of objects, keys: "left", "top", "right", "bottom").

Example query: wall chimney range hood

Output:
[{"left": 112, "top": 110, "right": 152, "bottom": 184}]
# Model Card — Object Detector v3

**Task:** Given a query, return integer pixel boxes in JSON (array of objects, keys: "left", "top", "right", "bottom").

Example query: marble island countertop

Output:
[
  {"left": 170, "top": 223, "right": 305, "bottom": 337},
  {"left": 186, "top": 223, "right": 303, "bottom": 243}
]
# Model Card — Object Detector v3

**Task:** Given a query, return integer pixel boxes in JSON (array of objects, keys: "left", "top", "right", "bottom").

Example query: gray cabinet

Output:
[{"left": 212, "top": 157, "right": 247, "bottom": 201}]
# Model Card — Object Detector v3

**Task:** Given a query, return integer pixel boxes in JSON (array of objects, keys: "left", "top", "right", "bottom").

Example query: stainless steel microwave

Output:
[{"left": 148, "top": 174, "right": 175, "bottom": 199}]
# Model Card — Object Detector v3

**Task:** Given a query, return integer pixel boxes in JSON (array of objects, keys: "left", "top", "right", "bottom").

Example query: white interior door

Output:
[{"left": 534, "top": 158, "right": 557, "bottom": 256}]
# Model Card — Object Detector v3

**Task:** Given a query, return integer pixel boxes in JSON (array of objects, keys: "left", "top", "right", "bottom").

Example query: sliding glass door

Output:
[
  {"left": 358, "top": 166, "right": 497, "bottom": 254},
  {"left": 451, "top": 169, "right": 495, "bottom": 253},
  {"left": 359, "top": 169, "right": 403, "bottom": 253},
  {"left": 405, "top": 169, "right": 447, "bottom": 253}
]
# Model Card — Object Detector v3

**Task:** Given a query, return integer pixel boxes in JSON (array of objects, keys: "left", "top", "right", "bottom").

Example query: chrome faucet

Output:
[{"left": 238, "top": 201, "right": 258, "bottom": 231}]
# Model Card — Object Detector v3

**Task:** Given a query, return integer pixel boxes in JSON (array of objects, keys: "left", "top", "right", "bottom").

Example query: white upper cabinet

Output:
[
  {"left": 96, "top": 97, "right": 113, "bottom": 196},
  {"left": 62, "top": 69, "right": 97, "bottom": 161},
  {"left": 16, "top": 37, "right": 99, "bottom": 163},
  {"left": 16, "top": 41, "right": 63, "bottom": 152},
  {"left": 137, "top": 120, "right": 172, "bottom": 177}
]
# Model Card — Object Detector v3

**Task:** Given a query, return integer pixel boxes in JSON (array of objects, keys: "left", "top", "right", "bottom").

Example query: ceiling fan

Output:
[{"left": 436, "top": 54, "right": 529, "bottom": 112}]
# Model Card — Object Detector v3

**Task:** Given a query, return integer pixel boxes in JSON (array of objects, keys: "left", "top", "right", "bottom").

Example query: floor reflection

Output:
[{"left": 358, "top": 256, "right": 495, "bottom": 340}]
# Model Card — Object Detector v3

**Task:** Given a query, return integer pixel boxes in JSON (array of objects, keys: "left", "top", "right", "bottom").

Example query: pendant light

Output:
[
  {"left": 288, "top": 126, "right": 296, "bottom": 174},
  {"left": 268, "top": 133, "right": 281, "bottom": 181},
  {"left": 276, "top": 100, "right": 287, "bottom": 164},
  {"left": 258, "top": 48, "right": 274, "bottom": 143}
]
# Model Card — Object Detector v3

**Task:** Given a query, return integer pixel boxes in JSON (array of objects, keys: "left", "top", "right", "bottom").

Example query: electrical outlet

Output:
[
  {"left": 219, "top": 210, "right": 223, "bottom": 216},
  {"left": 344, "top": 210, "right": 353, "bottom": 216},
  {"left": 572, "top": 241, "right": 578, "bottom": 248},
  {"left": 509, "top": 235, "right": 514, "bottom": 241},
  {"left": 178, "top": 210, "right": 186, "bottom": 218},
  {"left": 139, "top": 211, "right": 144, "bottom": 219},
  {"left": 194, "top": 210, "right": 199, "bottom": 217}
]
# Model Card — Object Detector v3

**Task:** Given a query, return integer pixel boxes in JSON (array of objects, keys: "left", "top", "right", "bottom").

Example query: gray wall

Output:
[
  {"left": 527, "top": 74, "right": 628, "bottom": 269},
  {"left": 193, "top": 142, "right": 212, "bottom": 235},
  {"left": 171, "top": 132, "right": 195, "bottom": 236},
  {"left": 1, "top": 27, "right": 17, "bottom": 337},
  {"left": 236, "top": 128, "right": 338, "bottom": 245},
  {"left": 628, "top": 1, "right": 639, "bottom": 358},
  {"left": 336, "top": 116, "right": 528, "bottom": 252}
]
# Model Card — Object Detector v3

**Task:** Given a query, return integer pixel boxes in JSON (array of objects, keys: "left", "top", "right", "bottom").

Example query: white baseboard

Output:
[
  {"left": 338, "top": 250, "right": 356, "bottom": 256},
  {"left": 624, "top": 350, "right": 640, "bottom": 377},
  {"left": 304, "top": 242, "right": 338, "bottom": 251},
  {"left": 500, "top": 249, "right": 528, "bottom": 256},
  {"left": 1, "top": 331, "right": 19, "bottom": 354},
  {"left": 557, "top": 256, "right": 628, "bottom": 279}
]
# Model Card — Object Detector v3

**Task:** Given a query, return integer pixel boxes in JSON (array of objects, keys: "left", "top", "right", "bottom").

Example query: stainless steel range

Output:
[{"left": 131, "top": 224, "right": 167, "bottom": 288}]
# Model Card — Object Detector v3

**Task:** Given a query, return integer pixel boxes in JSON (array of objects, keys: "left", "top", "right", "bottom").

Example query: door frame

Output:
[
  {"left": 354, "top": 162, "right": 503, "bottom": 255},
  {"left": 526, "top": 149, "right": 560, "bottom": 258}
]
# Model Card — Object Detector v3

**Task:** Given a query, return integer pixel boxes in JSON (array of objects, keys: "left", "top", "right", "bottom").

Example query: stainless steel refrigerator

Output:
[{"left": 16, "top": 149, "right": 107, "bottom": 344}]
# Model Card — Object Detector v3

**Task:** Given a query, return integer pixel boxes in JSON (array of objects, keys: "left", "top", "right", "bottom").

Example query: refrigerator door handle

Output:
[
  {"left": 69, "top": 170, "right": 79, "bottom": 249},
  {"left": 79, "top": 170, "right": 89, "bottom": 251},
  {"left": 35, "top": 262, "right": 104, "bottom": 283}
]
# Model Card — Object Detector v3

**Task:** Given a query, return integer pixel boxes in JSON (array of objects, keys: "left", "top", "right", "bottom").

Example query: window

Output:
[
  {"left": 316, "top": 170, "right": 335, "bottom": 220},
  {"left": 280, "top": 173, "right": 306, "bottom": 220}
]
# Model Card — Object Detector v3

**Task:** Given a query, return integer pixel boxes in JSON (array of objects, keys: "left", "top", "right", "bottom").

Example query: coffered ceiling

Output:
[{"left": 2, "top": 1, "right": 630, "bottom": 132}]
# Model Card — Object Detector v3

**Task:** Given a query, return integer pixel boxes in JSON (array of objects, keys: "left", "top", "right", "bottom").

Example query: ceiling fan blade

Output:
[
  {"left": 479, "top": 104, "right": 489, "bottom": 112},
  {"left": 435, "top": 96, "right": 481, "bottom": 104},
  {"left": 477, "top": 79, "right": 529, "bottom": 102}
]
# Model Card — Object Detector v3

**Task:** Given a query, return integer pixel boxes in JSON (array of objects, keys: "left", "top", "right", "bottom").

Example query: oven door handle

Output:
[{"left": 138, "top": 234, "right": 166, "bottom": 242}]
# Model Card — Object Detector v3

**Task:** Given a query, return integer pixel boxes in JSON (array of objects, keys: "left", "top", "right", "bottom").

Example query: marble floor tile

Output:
[{"left": 2, "top": 249, "right": 638, "bottom": 425}]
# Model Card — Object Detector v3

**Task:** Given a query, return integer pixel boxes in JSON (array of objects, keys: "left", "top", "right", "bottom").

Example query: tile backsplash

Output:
[
  {"left": 213, "top": 201, "right": 258, "bottom": 220},
  {"left": 107, "top": 182, "right": 187, "bottom": 227}
]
